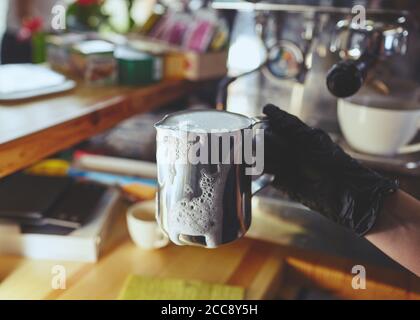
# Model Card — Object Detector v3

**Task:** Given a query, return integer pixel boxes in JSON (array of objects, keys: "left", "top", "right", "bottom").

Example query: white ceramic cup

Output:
[
  {"left": 338, "top": 99, "right": 420, "bottom": 156},
  {"left": 127, "top": 200, "right": 169, "bottom": 250}
]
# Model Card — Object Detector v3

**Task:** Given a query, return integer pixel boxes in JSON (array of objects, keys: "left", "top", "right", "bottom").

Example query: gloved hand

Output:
[{"left": 263, "top": 104, "right": 398, "bottom": 236}]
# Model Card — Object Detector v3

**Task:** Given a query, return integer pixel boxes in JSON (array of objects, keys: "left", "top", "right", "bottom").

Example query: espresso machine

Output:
[
  {"left": 213, "top": 0, "right": 420, "bottom": 175},
  {"left": 211, "top": 0, "right": 420, "bottom": 269}
]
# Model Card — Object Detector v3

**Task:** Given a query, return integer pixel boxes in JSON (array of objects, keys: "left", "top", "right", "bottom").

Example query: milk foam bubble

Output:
[{"left": 166, "top": 167, "right": 229, "bottom": 248}]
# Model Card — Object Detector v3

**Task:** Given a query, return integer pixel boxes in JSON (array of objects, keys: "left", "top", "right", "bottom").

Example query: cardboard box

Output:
[
  {"left": 184, "top": 50, "right": 228, "bottom": 81},
  {"left": 128, "top": 35, "right": 227, "bottom": 81}
]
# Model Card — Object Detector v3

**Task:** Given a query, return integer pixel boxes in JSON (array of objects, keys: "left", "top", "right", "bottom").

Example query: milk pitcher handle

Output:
[
  {"left": 252, "top": 174, "right": 275, "bottom": 196},
  {"left": 250, "top": 116, "right": 274, "bottom": 196}
]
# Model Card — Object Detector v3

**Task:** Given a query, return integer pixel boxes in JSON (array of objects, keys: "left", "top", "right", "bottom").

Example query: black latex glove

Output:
[{"left": 263, "top": 104, "right": 398, "bottom": 236}]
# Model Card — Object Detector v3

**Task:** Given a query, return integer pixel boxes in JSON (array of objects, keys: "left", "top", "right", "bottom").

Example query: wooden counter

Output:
[
  {"left": 0, "top": 80, "right": 194, "bottom": 178},
  {"left": 0, "top": 207, "right": 284, "bottom": 300},
  {"left": 0, "top": 204, "right": 418, "bottom": 300}
]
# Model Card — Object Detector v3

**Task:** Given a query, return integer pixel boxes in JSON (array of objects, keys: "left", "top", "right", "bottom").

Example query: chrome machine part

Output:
[
  {"left": 326, "top": 17, "right": 409, "bottom": 98},
  {"left": 212, "top": 1, "right": 410, "bottom": 16},
  {"left": 256, "top": 10, "right": 315, "bottom": 83},
  {"left": 330, "top": 19, "right": 409, "bottom": 59},
  {"left": 263, "top": 40, "right": 304, "bottom": 81}
]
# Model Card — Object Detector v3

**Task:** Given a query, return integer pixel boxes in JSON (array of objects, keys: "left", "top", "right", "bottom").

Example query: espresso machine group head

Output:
[{"left": 326, "top": 17, "right": 409, "bottom": 98}]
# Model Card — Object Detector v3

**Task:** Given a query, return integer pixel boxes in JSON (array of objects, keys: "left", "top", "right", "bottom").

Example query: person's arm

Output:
[
  {"left": 366, "top": 190, "right": 420, "bottom": 276},
  {"left": 263, "top": 104, "right": 420, "bottom": 276}
]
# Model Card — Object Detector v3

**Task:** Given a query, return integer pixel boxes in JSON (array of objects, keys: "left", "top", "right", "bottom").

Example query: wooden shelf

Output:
[{"left": 0, "top": 80, "right": 195, "bottom": 178}]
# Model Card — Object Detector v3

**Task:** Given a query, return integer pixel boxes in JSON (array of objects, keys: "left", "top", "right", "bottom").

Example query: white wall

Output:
[
  {"left": 0, "top": 0, "right": 7, "bottom": 36},
  {"left": 0, "top": 0, "right": 7, "bottom": 62}
]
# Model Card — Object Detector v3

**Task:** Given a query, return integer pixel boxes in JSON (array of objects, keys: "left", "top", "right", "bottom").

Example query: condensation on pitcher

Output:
[
  {"left": 157, "top": 133, "right": 190, "bottom": 161},
  {"left": 157, "top": 132, "right": 189, "bottom": 185},
  {"left": 168, "top": 168, "right": 229, "bottom": 248}
]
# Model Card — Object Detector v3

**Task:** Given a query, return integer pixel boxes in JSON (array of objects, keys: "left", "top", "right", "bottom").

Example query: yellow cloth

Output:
[{"left": 118, "top": 275, "right": 245, "bottom": 300}]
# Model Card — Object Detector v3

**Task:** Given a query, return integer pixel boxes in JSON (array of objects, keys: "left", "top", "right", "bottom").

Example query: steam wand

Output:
[{"left": 215, "top": 62, "right": 268, "bottom": 111}]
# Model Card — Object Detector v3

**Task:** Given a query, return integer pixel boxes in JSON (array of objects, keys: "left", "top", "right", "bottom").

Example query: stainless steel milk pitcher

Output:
[{"left": 155, "top": 109, "right": 272, "bottom": 248}]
